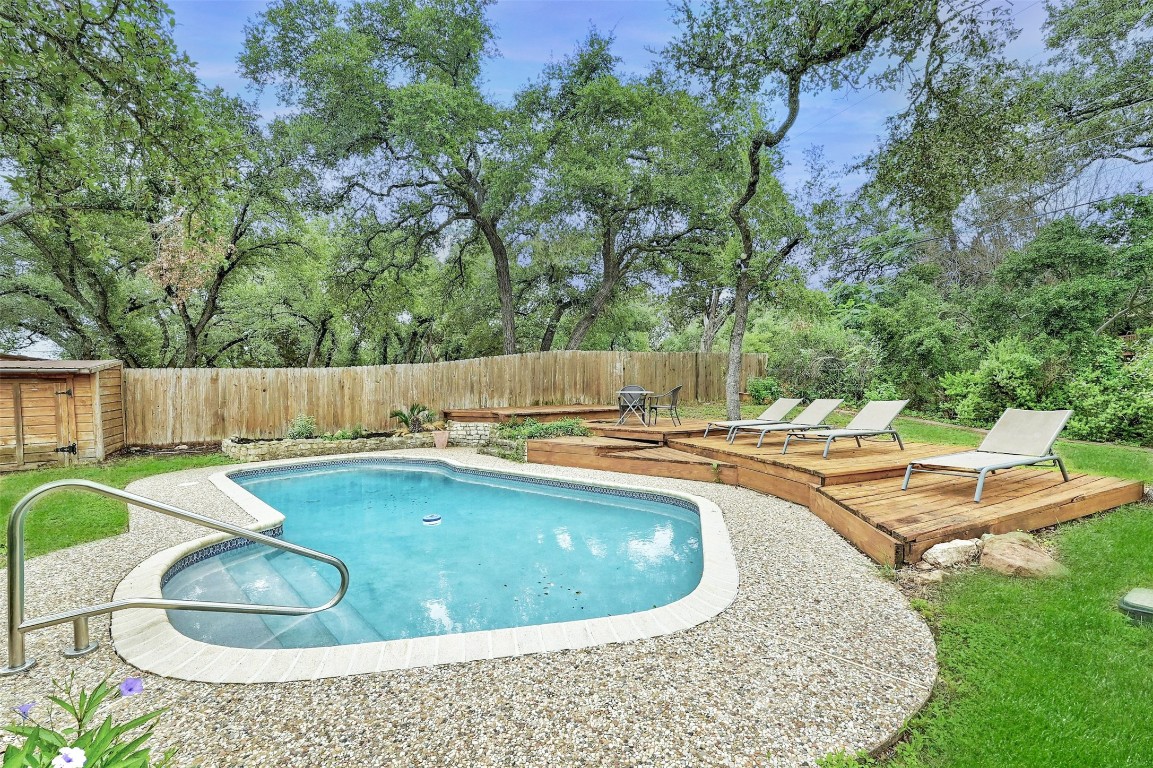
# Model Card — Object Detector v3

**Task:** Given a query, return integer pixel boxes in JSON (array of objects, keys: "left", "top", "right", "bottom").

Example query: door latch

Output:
[{"left": 54, "top": 443, "right": 77, "bottom": 454}]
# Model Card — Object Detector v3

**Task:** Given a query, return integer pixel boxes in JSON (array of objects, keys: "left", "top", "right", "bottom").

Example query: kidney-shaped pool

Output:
[{"left": 163, "top": 459, "right": 708, "bottom": 649}]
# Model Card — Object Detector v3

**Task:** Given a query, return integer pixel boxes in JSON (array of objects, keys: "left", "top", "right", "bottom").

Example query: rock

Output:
[
  {"left": 914, "top": 570, "right": 944, "bottom": 585},
  {"left": 175, "top": 444, "right": 189, "bottom": 450},
  {"left": 922, "top": 539, "right": 981, "bottom": 568},
  {"left": 979, "top": 531, "right": 1069, "bottom": 578}
]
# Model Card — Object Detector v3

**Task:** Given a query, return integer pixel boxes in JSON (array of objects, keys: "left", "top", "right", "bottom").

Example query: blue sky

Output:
[{"left": 169, "top": 0, "right": 1052, "bottom": 186}]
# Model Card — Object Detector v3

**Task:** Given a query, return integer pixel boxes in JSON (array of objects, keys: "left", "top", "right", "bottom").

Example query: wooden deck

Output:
[
  {"left": 583, "top": 418, "right": 715, "bottom": 443},
  {"left": 527, "top": 436, "right": 738, "bottom": 484},
  {"left": 527, "top": 431, "right": 1145, "bottom": 566},
  {"left": 443, "top": 404, "right": 620, "bottom": 423}
]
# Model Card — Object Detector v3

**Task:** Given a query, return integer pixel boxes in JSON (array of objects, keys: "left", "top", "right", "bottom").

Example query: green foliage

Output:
[
  {"left": 0, "top": 453, "right": 232, "bottom": 563},
  {"left": 285, "top": 413, "right": 318, "bottom": 439},
  {"left": 941, "top": 338, "right": 1048, "bottom": 425},
  {"left": 493, "top": 418, "right": 591, "bottom": 440},
  {"left": 885, "top": 502, "right": 1153, "bottom": 767},
  {"left": 745, "top": 307, "right": 877, "bottom": 401},
  {"left": 323, "top": 424, "right": 367, "bottom": 441},
  {"left": 391, "top": 404, "right": 434, "bottom": 434},
  {"left": 745, "top": 376, "right": 782, "bottom": 404},
  {"left": 818, "top": 751, "right": 877, "bottom": 768},
  {"left": 4, "top": 675, "right": 173, "bottom": 767}
]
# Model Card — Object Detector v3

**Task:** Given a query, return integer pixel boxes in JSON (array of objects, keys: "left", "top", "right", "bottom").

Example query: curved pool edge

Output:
[{"left": 111, "top": 452, "right": 739, "bottom": 683}]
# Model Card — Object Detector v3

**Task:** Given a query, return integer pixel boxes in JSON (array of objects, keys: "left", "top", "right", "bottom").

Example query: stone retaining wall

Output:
[
  {"left": 222, "top": 433, "right": 435, "bottom": 462},
  {"left": 478, "top": 437, "right": 526, "bottom": 462},
  {"left": 449, "top": 421, "right": 494, "bottom": 446}
]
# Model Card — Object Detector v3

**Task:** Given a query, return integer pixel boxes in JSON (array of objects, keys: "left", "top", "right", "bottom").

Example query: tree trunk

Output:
[
  {"left": 566, "top": 227, "right": 620, "bottom": 350},
  {"left": 725, "top": 264, "right": 752, "bottom": 419},
  {"left": 539, "top": 300, "right": 570, "bottom": 352},
  {"left": 699, "top": 288, "right": 731, "bottom": 352},
  {"left": 475, "top": 216, "right": 517, "bottom": 355}
]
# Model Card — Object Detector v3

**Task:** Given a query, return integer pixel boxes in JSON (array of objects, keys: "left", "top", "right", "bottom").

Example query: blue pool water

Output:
[{"left": 163, "top": 461, "right": 703, "bottom": 648}]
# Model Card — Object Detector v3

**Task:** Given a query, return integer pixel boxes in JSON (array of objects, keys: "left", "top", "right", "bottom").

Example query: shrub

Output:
[
  {"left": 391, "top": 403, "right": 434, "bottom": 434},
  {"left": 941, "top": 338, "right": 1048, "bottom": 425},
  {"left": 4, "top": 674, "right": 173, "bottom": 767},
  {"left": 746, "top": 376, "right": 782, "bottom": 404},
  {"left": 863, "top": 379, "right": 903, "bottom": 402},
  {"left": 286, "top": 413, "right": 318, "bottom": 439},
  {"left": 493, "top": 418, "right": 590, "bottom": 440},
  {"left": 1047, "top": 339, "right": 1153, "bottom": 444}
]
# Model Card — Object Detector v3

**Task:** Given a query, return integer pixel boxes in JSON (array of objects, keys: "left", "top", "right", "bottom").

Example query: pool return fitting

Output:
[{"left": 2, "top": 479, "right": 350, "bottom": 676}]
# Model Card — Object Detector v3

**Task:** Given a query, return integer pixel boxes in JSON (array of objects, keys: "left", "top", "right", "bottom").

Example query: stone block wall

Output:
[
  {"left": 448, "top": 421, "right": 494, "bottom": 446},
  {"left": 222, "top": 433, "right": 435, "bottom": 462}
]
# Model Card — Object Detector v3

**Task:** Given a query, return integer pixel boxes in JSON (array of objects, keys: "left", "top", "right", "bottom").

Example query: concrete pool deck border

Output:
[{"left": 111, "top": 453, "right": 740, "bottom": 683}]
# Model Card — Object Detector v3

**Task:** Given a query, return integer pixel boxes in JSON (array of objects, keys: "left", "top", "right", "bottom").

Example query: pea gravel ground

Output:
[{"left": 0, "top": 449, "right": 936, "bottom": 767}]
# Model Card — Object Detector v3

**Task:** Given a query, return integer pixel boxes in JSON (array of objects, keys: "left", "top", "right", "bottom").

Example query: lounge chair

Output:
[
  {"left": 902, "top": 408, "right": 1072, "bottom": 502},
  {"left": 703, "top": 398, "right": 803, "bottom": 439},
  {"left": 647, "top": 385, "right": 683, "bottom": 426},
  {"left": 781, "top": 400, "right": 909, "bottom": 458},
  {"left": 730, "top": 399, "right": 843, "bottom": 447}
]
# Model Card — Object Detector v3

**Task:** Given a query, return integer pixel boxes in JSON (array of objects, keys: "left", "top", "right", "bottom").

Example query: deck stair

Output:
[
  {"left": 527, "top": 437, "right": 737, "bottom": 483},
  {"left": 524, "top": 428, "right": 1145, "bottom": 567}
]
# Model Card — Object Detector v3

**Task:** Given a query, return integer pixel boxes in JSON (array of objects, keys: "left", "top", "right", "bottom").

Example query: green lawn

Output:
[
  {"left": 0, "top": 453, "right": 232, "bottom": 561},
  {"left": 686, "top": 402, "right": 1153, "bottom": 768}
]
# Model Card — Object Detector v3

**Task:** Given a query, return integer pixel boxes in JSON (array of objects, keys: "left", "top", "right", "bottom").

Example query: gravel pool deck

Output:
[{"left": 0, "top": 449, "right": 936, "bottom": 767}]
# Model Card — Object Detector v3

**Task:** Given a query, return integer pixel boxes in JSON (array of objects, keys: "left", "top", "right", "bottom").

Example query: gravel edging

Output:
[{"left": 0, "top": 448, "right": 937, "bottom": 767}]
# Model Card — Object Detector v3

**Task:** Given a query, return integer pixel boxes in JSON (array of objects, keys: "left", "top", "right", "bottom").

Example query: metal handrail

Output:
[{"left": 2, "top": 479, "right": 351, "bottom": 675}]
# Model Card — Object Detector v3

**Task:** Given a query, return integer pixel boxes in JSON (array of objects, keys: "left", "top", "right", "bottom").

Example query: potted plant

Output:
[
  {"left": 428, "top": 420, "right": 450, "bottom": 449},
  {"left": 391, "top": 403, "right": 450, "bottom": 447}
]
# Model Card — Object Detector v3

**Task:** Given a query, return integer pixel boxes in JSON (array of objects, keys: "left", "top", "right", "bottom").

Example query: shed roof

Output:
[{"left": 0, "top": 359, "right": 122, "bottom": 375}]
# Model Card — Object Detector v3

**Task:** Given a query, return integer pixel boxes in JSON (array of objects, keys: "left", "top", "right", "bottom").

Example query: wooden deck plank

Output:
[
  {"left": 445, "top": 404, "right": 621, "bottom": 423},
  {"left": 585, "top": 419, "right": 714, "bottom": 444},
  {"left": 529, "top": 425, "right": 1145, "bottom": 566}
]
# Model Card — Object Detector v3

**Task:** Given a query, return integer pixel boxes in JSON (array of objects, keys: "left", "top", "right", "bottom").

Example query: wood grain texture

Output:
[{"left": 123, "top": 351, "right": 770, "bottom": 445}]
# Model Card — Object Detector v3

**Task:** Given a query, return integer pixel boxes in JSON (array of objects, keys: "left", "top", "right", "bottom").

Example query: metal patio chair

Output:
[{"left": 647, "top": 385, "right": 683, "bottom": 426}]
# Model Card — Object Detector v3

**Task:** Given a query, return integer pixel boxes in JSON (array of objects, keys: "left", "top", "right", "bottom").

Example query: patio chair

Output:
[
  {"left": 781, "top": 399, "right": 909, "bottom": 458},
  {"left": 703, "top": 398, "right": 804, "bottom": 439},
  {"left": 647, "top": 385, "right": 683, "bottom": 426},
  {"left": 617, "top": 384, "right": 648, "bottom": 425},
  {"left": 902, "top": 408, "right": 1073, "bottom": 502},
  {"left": 730, "top": 398, "right": 843, "bottom": 447}
]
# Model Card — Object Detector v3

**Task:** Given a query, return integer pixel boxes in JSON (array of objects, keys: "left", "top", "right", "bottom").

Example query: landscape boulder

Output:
[
  {"left": 922, "top": 539, "right": 981, "bottom": 568},
  {"left": 979, "top": 531, "right": 1069, "bottom": 578}
]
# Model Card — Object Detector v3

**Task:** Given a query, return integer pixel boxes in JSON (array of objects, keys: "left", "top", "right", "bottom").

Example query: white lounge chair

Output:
[
  {"left": 730, "top": 399, "right": 843, "bottom": 447},
  {"left": 901, "top": 408, "right": 1073, "bottom": 502},
  {"left": 782, "top": 400, "right": 909, "bottom": 458},
  {"left": 703, "top": 398, "right": 803, "bottom": 439}
]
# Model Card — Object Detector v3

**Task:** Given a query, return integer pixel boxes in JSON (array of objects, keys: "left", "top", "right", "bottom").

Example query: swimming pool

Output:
[{"left": 162, "top": 459, "right": 707, "bottom": 649}]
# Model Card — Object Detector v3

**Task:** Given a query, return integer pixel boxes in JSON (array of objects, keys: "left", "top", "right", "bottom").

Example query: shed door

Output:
[{"left": 1, "top": 379, "right": 75, "bottom": 469}]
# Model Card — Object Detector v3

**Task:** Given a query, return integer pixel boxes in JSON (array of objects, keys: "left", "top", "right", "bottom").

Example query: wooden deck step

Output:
[
  {"left": 526, "top": 436, "right": 654, "bottom": 459},
  {"left": 584, "top": 418, "right": 714, "bottom": 444},
  {"left": 445, "top": 405, "right": 620, "bottom": 423},
  {"left": 816, "top": 471, "right": 1145, "bottom": 565},
  {"left": 530, "top": 441, "right": 737, "bottom": 484}
]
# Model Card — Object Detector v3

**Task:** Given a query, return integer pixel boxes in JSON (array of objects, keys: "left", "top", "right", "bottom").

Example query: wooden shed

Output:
[{"left": 0, "top": 360, "right": 125, "bottom": 471}]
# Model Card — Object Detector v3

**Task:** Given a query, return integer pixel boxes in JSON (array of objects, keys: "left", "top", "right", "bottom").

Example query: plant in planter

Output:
[
  {"left": 390, "top": 403, "right": 433, "bottom": 435},
  {"left": 427, "top": 420, "right": 450, "bottom": 449}
]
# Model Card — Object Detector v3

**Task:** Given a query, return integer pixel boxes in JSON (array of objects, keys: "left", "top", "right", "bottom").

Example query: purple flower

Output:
[
  {"left": 118, "top": 677, "right": 143, "bottom": 697},
  {"left": 14, "top": 702, "right": 34, "bottom": 720}
]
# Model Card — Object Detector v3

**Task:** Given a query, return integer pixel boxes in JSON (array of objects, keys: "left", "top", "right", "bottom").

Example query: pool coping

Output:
[{"left": 110, "top": 452, "right": 739, "bottom": 683}]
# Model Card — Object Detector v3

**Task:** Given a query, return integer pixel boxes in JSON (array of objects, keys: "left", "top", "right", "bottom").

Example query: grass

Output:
[
  {"left": 0, "top": 453, "right": 232, "bottom": 561},
  {"left": 687, "top": 401, "right": 1153, "bottom": 768},
  {"left": 882, "top": 503, "right": 1153, "bottom": 768}
]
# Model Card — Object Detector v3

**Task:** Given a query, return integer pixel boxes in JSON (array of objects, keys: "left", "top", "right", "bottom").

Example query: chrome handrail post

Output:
[
  {"left": 2, "top": 479, "right": 351, "bottom": 676},
  {"left": 4, "top": 483, "right": 33, "bottom": 673}
]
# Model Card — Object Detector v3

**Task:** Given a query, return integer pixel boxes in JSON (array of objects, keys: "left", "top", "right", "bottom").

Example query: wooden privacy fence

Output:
[{"left": 124, "top": 351, "right": 768, "bottom": 446}]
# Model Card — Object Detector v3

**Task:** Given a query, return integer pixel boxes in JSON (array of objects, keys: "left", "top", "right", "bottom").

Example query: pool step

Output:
[
  {"left": 220, "top": 547, "right": 341, "bottom": 648},
  {"left": 266, "top": 550, "right": 383, "bottom": 644},
  {"left": 163, "top": 550, "right": 288, "bottom": 649}
]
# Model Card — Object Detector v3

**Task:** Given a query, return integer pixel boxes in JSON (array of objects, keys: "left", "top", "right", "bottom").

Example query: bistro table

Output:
[{"left": 616, "top": 388, "right": 653, "bottom": 425}]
